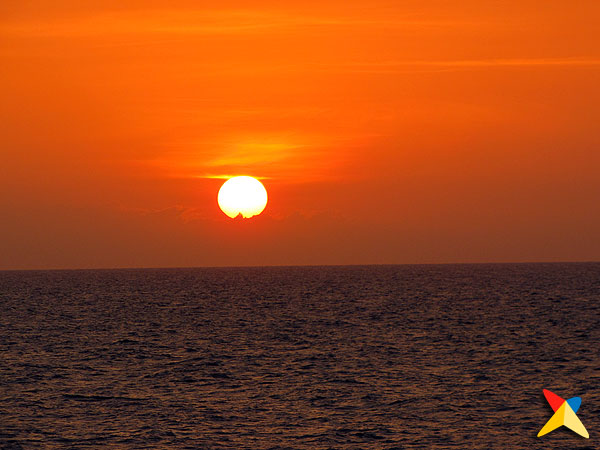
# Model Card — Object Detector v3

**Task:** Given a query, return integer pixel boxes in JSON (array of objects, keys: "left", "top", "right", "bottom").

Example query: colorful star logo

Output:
[{"left": 538, "top": 389, "right": 589, "bottom": 438}]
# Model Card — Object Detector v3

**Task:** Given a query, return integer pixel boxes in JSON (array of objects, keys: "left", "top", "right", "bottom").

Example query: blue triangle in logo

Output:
[{"left": 566, "top": 397, "right": 581, "bottom": 413}]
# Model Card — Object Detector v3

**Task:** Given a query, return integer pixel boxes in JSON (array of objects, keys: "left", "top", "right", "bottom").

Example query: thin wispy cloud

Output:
[
  {"left": 309, "top": 58, "right": 600, "bottom": 74},
  {"left": 0, "top": 9, "right": 482, "bottom": 38}
]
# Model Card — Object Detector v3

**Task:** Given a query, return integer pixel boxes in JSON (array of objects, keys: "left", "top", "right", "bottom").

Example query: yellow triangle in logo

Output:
[
  {"left": 538, "top": 403, "right": 566, "bottom": 437},
  {"left": 564, "top": 403, "right": 589, "bottom": 438}
]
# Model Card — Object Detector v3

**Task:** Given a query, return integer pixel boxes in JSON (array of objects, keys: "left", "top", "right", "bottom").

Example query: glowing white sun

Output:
[{"left": 217, "top": 176, "right": 268, "bottom": 219}]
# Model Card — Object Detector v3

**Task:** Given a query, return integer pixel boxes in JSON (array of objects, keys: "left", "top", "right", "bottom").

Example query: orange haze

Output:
[{"left": 1, "top": 1, "right": 599, "bottom": 269}]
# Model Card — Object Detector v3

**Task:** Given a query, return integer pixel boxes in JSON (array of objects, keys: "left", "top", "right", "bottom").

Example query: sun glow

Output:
[{"left": 217, "top": 176, "right": 268, "bottom": 219}]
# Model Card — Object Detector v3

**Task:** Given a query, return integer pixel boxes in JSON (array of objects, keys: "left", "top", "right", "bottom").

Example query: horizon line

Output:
[{"left": 1, "top": 260, "right": 598, "bottom": 272}]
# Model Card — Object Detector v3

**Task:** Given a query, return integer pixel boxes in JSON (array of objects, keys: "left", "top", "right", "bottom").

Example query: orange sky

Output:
[{"left": 1, "top": 1, "right": 599, "bottom": 269}]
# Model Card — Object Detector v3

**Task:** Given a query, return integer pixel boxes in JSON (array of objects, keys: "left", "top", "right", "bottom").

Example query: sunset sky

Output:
[{"left": 1, "top": 1, "right": 599, "bottom": 269}]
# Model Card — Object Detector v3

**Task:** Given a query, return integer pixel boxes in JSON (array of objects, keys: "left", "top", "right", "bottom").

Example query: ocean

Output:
[{"left": 1, "top": 263, "right": 599, "bottom": 449}]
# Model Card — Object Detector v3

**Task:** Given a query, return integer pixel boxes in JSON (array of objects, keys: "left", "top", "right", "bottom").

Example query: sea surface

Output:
[{"left": 1, "top": 263, "right": 599, "bottom": 449}]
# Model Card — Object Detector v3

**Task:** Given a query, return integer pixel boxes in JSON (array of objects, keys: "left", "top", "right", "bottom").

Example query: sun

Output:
[{"left": 217, "top": 176, "right": 268, "bottom": 219}]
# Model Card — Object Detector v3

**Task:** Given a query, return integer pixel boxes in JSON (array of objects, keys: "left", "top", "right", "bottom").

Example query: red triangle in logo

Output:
[{"left": 543, "top": 389, "right": 565, "bottom": 412}]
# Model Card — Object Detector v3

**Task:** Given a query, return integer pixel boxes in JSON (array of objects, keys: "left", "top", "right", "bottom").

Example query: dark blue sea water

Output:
[{"left": 1, "top": 263, "right": 599, "bottom": 449}]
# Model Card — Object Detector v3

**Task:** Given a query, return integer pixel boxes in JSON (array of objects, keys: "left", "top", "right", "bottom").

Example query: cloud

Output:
[
  {"left": 327, "top": 57, "right": 600, "bottom": 73},
  {"left": 0, "top": 8, "right": 482, "bottom": 39}
]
